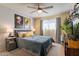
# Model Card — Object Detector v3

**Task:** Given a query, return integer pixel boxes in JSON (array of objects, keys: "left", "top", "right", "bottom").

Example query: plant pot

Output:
[{"left": 68, "top": 39, "right": 79, "bottom": 48}]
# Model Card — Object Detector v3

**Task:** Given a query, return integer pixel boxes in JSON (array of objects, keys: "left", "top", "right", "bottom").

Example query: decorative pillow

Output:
[
  {"left": 18, "top": 31, "right": 33, "bottom": 38},
  {"left": 18, "top": 32, "right": 23, "bottom": 38},
  {"left": 23, "top": 32, "right": 33, "bottom": 37}
]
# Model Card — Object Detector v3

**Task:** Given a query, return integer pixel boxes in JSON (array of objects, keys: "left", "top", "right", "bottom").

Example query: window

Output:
[{"left": 42, "top": 20, "right": 56, "bottom": 40}]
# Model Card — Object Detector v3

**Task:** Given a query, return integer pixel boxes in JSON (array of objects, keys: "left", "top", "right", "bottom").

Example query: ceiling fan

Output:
[{"left": 27, "top": 3, "right": 53, "bottom": 14}]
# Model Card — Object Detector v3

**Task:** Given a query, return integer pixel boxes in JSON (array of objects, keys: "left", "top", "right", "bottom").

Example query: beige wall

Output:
[{"left": 34, "top": 11, "right": 70, "bottom": 35}]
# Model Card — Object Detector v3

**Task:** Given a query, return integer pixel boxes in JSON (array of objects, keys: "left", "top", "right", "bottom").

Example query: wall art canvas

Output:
[
  {"left": 15, "top": 14, "right": 24, "bottom": 28},
  {"left": 24, "top": 17, "right": 31, "bottom": 30}
]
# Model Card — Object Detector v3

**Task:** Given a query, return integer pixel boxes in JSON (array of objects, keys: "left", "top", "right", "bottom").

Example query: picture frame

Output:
[
  {"left": 24, "top": 17, "right": 31, "bottom": 30},
  {"left": 15, "top": 14, "right": 24, "bottom": 28}
]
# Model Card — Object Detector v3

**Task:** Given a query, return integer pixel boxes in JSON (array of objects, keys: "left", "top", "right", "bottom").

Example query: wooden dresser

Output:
[{"left": 65, "top": 46, "right": 79, "bottom": 56}]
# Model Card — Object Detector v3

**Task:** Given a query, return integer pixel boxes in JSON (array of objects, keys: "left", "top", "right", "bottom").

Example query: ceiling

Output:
[{"left": 0, "top": 3, "right": 74, "bottom": 17}]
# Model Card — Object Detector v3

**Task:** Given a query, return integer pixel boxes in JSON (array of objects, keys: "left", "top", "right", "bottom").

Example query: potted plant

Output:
[
  {"left": 62, "top": 17, "right": 79, "bottom": 48},
  {"left": 62, "top": 3, "right": 79, "bottom": 48}
]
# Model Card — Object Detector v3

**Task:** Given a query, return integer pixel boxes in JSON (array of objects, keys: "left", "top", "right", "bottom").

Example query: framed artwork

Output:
[
  {"left": 15, "top": 14, "right": 24, "bottom": 28},
  {"left": 24, "top": 17, "right": 31, "bottom": 29}
]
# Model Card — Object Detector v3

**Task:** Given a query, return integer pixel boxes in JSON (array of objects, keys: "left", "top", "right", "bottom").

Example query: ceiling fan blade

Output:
[
  {"left": 42, "top": 6, "right": 53, "bottom": 9},
  {"left": 27, "top": 6, "right": 36, "bottom": 9},
  {"left": 38, "top": 3, "right": 40, "bottom": 8},
  {"left": 30, "top": 10, "right": 36, "bottom": 13},
  {"left": 42, "top": 10, "right": 48, "bottom": 13}
]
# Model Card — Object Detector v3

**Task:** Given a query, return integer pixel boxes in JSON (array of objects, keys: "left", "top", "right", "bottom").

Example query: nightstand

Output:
[{"left": 6, "top": 37, "right": 17, "bottom": 51}]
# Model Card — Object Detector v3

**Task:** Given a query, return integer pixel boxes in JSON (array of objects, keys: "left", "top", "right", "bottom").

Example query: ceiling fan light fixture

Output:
[
  {"left": 37, "top": 10, "right": 42, "bottom": 14},
  {"left": 27, "top": 3, "right": 53, "bottom": 14}
]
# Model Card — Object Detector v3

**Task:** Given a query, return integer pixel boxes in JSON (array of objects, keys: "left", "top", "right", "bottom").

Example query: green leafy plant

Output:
[
  {"left": 62, "top": 18, "right": 79, "bottom": 40},
  {"left": 73, "top": 23, "right": 79, "bottom": 39},
  {"left": 62, "top": 19, "right": 73, "bottom": 36}
]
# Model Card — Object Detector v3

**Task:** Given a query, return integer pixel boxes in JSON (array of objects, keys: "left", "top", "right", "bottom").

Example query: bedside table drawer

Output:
[{"left": 6, "top": 37, "right": 17, "bottom": 51}]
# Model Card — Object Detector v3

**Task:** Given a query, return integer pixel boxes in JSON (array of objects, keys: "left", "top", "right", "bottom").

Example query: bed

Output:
[
  {"left": 15, "top": 30, "right": 54, "bottom": 56},
  {"left": 16, "top": 36, "right": 53, "bottom": 56}
]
